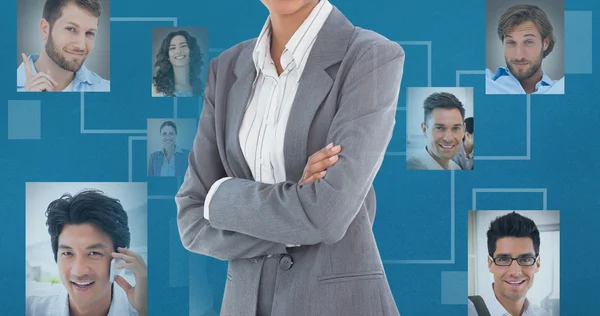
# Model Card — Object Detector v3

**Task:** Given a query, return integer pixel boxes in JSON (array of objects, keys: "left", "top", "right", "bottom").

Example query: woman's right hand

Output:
[{"left": 298, "top": 143, "right": 342, "bottom": 185}]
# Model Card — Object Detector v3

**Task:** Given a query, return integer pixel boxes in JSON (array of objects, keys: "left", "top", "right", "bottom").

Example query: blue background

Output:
[{"left": 1, "top": 0, "right": 598, "bottom": 315}]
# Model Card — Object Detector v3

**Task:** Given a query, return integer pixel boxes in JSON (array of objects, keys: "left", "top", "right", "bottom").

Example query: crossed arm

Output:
[{"left": 176, "top": 40, "right": 404, "bottom": 260}]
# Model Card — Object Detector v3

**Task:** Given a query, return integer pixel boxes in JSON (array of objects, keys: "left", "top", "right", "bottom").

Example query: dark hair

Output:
[
  {"left": 497, "top": 4, "right": 555, "bottom": 58},
  {"left": 423, "top": 92, "right": 465, "bottom": 123},
  {"left": 153, "top": 30, "right": 204, "bottom": 97},
  {"left": 487, "top": 211, "right": 540, "bottom": 257},
  {"left": 464, "top": 117, "right": 474, "bottom": 134},
  {"left": 43, "top": 0, "right": 102, "bottom": 28},
  {"left": 160, "top": 121, "right": 178, "bottom": 134},
  {"left": 45, "top": 190, "right": 130, "bottom": 262}
]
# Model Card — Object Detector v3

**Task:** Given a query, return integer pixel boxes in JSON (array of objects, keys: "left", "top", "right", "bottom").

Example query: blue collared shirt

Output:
[
  {"left": 160, "top": 146, "right": 183, "bottom": 177},
  {"left": 148, "top": 146, "right": 190, "bottom": 177},
  {"left": 486, "top": 66, "right": 564, "bottom": 95},
  {"left": 17, "top": 54, "right": 110, "bottom": 92}
]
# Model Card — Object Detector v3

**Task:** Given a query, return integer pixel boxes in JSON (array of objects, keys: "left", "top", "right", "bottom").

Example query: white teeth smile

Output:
[
  {"left": 175, "top": 56, "right": 185, "bottom": 60},
  {"left": 72, "top": 281, "right": 93, "bottom": 286},
  {"left": 506, "top": 280, "right": 525, "bottom": 284},
  {"left": 440, "top": 144, "right": 454, "bottom": 149}
]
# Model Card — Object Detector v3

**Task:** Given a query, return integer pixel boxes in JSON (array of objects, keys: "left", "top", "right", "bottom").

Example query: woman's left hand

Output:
[{"left": 298, "top": 143, "right": 342, "bottom": 185}]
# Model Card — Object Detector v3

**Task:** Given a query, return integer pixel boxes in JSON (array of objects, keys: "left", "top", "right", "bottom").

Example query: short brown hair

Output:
[
  {"left": 497, "top": 4, "right": 555, "bottom": 58},
  {"left": 423, "top": 92, "right": 465, "bottom": 123},
  {"left": 43, "top": 0, "right": 102, "bottom": 27}
]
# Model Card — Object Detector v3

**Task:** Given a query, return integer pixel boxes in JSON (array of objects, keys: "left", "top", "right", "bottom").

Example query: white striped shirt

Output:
[
  {"left": 205, "top": 0, "right": 333, "bottom": 223},
  {"left": 240, "top": 0, "right": 333, "bottom": 184}
]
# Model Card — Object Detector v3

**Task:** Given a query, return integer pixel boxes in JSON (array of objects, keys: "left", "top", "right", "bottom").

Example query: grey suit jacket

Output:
[
  {"left": 176, "top": 7, "right": 404, "bottom": 316},
  {"left": 452, "top": 143, "right": 474, "bottom": 170}
]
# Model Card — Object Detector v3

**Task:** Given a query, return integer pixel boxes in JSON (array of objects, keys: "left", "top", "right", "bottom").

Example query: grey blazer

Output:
[
  {"left": 452, "top": 143, "right": 474, "bottom": 170},
  {"left": 176, "top": 7, "right": 405, "bottom": 316}
]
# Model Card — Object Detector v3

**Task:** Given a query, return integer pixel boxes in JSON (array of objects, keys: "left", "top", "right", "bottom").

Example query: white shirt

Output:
[
  {"left": 204, "top": 0, "right": 333, "bottom": 221},
  {"left": 468, "top": 283, "right": 551, "bottom": 316},
  {"left": 26, "top": 283, "right": 138, "bottom": 316}
]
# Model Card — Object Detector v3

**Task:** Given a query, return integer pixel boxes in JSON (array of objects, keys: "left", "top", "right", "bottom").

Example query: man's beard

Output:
[
  {"left": 45, "top": 31, "right": 86, "bottom": 73},
  {"left": 505, "top": 48, "right": 543, "bottom": 81}
]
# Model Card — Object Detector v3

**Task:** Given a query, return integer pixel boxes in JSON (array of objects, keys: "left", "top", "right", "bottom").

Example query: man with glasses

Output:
[{"left": 468, "top": 212, "right": 550, "bottom": 316}]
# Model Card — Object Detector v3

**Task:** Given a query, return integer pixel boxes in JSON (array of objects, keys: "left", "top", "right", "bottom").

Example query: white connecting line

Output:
[{"left": 80, "top": 17, "right": 179, "bottom": 189}]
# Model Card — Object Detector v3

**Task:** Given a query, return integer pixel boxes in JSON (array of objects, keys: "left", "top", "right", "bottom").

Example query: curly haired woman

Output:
[{"left": 152, "top": 30, "right": 204, "bottom": 97}]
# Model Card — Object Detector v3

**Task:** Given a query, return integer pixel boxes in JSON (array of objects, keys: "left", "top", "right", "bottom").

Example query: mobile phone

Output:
[{"left": 109, "top": 258, "right": 125, "bottom": 283}]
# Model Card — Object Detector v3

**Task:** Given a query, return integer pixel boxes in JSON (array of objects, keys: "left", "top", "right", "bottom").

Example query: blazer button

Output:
[{"left": 279, "top": 254, "right": 293, "bottom": 270}]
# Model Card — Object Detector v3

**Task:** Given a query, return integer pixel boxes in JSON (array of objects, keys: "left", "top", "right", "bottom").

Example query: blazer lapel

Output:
[
  {"left": 284, "top": 7, "right": 355, "bottom": 181},
  {"left": 225, "top": 42, "right": 257, "bottom": 180}
]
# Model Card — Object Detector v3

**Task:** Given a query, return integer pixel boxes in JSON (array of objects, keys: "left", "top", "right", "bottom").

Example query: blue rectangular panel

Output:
[
  {"left": 8, "top": 100, "right": 41, "bottom": 140},
  {"left": 441, "top": 271, "right": 468, "bottom": 305},
  {"left": 474, "top": 191, "right": 545, "bottom": 210},
  {"left": 565, "top": 11, "right": 593, "bottom": 74}
]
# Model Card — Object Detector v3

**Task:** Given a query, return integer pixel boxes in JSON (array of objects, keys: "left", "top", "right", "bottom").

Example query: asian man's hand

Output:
[{"left": 112, "top": 247, "right": 148, "bottom": 316}]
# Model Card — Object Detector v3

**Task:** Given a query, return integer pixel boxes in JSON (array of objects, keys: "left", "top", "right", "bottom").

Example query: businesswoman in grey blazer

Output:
[{"left": 176, "top": 0, "right": 405, "bottom": 315}]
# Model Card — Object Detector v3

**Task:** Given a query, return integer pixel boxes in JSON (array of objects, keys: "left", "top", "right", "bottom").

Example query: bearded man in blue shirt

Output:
[
  {"left": 486, "top": 4, "right": 564, "bottom": 95},
  {"left": 17, "top": 0, "right": 109, "bottom": 92}
]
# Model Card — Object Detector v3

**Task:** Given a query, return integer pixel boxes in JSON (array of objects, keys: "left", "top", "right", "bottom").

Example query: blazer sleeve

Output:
[
  {"left": 148, "top": 152, "right": 155, "bottom": 176},
  {"left": 452, "top": 147, "right": 473, "bottom": 170},
  {"left": 207, "top": 40, "right": 405, "bottom": 245},
  {"left": 175, "top": 57, "right": 288, "bottom": 261}
]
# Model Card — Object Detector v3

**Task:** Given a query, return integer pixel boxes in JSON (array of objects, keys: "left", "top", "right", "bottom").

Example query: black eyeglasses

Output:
[{"left": 490, "top": 255, "right": 538, "bottom": 266}]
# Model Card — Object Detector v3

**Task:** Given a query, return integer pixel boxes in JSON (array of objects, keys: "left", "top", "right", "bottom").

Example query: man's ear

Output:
[
  {"left": 40, "top": 18, "right": 50, "bottom": 41},
  {"left": 488, "top": 255, "right": 493, "bottom": 272},
  {"left": 421, "top": 122, "right": 427, "bottom": 138},
  {"left": 543, "top": 36, "right": 550, "bottom": 52},
  {"left": 535, "top": 254, "right": 541, "bottom": 272}
]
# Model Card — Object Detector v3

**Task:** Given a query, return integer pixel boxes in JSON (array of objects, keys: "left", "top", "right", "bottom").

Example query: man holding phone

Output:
[{"left": 26, "top": 190, "right": 147, "bottom": 316}]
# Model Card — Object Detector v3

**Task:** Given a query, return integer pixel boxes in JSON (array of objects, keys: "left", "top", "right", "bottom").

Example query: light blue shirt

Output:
[
  {"left": 160, "top": 146, "right": 182, "bottom": 176},
  {"left": 148, "top": 145, "right": 189, "bottom": 177},
  {"left": 17, "top": 54, "right": 110, "bottom": 92},
  {"left": 486, "top": 67, "right": 564, "bottom": 95},
  {"left": 174, "top": 90, "right": 194, "bottom": 97}
]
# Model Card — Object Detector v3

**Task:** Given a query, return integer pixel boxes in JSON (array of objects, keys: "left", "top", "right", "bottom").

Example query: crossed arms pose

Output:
[{"left": 175, "top": 1, "right": 405, "bottom": 315}]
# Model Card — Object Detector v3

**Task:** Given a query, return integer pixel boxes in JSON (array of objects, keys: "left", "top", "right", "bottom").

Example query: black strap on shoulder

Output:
[{"left": 469, "top": 295, "right": 491, "bottom": 316}]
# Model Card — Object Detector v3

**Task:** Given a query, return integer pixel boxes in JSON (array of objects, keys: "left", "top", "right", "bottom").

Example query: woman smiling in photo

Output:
[{"left": 152, "top": 30, "right": 204, "bottom": 97}]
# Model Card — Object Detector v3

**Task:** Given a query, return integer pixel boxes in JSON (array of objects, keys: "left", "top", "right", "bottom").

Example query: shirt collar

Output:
[
  {"left": 253, "top": 20, "right": 272, "bottom": 74},
  {"left": 485, "top": 283, "right": 536, "bottom": 316},
  {"left": 162, "top": 145, "right": 184, "bottom": 155},
  {"left": 492, "top": 66, "right": 555, "bottom": 87},
  {"left": 58, "top": 284, "right": 135, "bottom": 316},
  {"left": 419, "top": 146, "right": 459, "bottom": 170},
  {"left": 17, "top": 54, "right": 102, "bottom": 87},
  {"left": 252, "top": 0, "right": 333, "bottom": 80}
]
